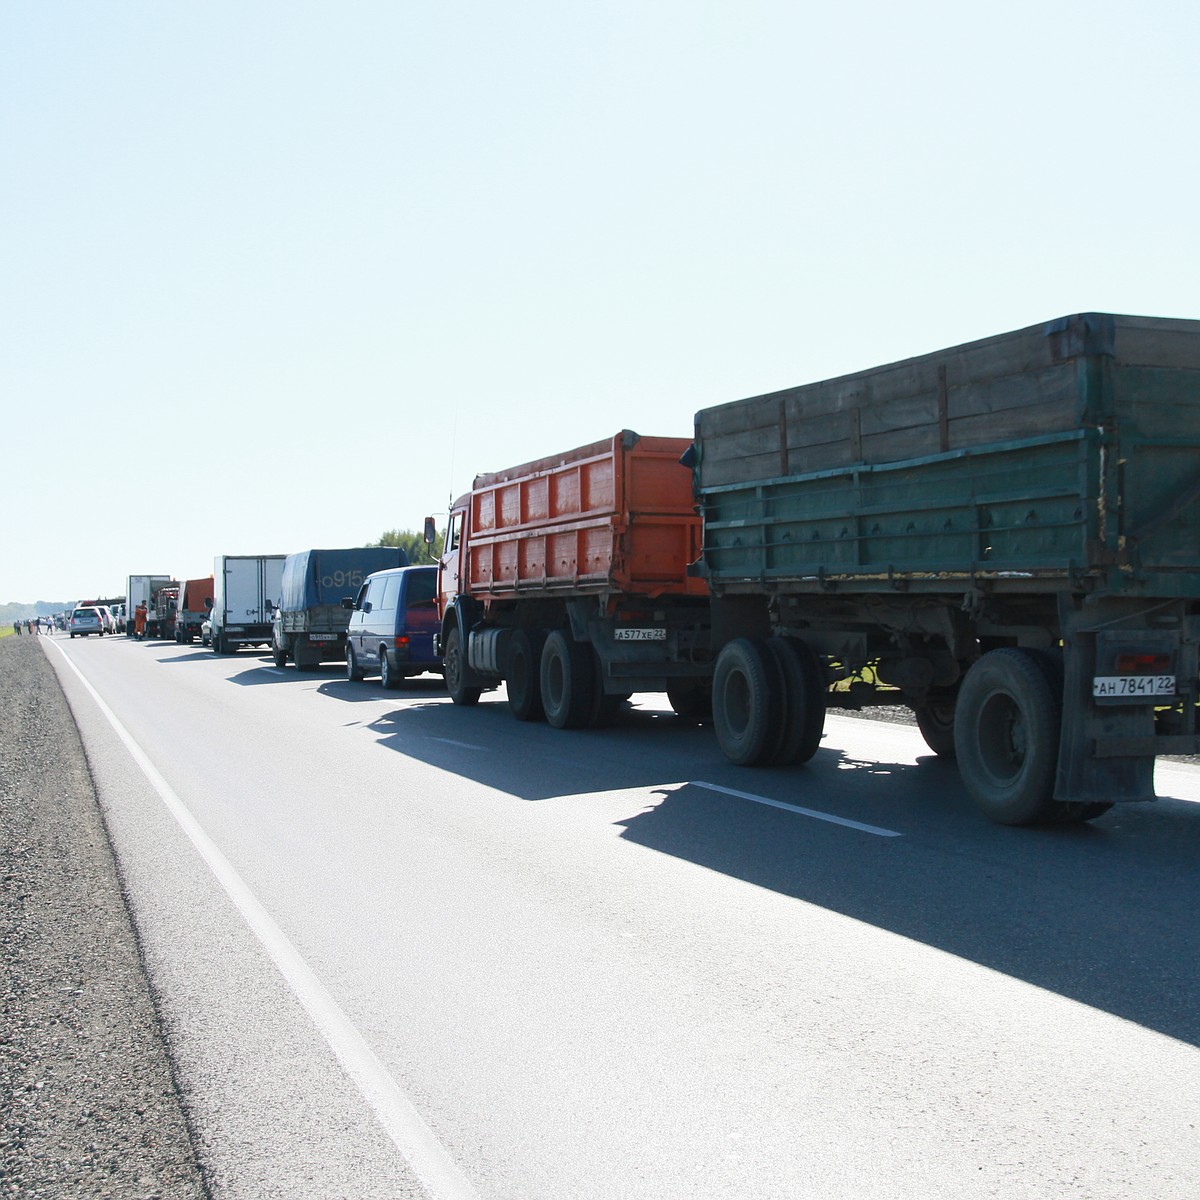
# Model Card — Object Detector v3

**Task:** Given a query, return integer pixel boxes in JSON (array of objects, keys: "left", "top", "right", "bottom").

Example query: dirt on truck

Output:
[{"left": 692, "top": 312, "right": 1200, "bottom": 825}]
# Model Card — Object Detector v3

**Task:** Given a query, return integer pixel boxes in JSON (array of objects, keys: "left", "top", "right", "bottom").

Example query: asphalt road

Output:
[{"left": 41, "top": 632, "right": 1200, "bottom": 1199}]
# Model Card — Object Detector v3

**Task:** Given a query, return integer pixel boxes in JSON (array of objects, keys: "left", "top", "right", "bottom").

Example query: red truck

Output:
[
  {"left": 174, "top": 576, "right": 215, "bottom": 644},
  {"left": 436, "top": 431, "right": 713, "bottom": 726}
]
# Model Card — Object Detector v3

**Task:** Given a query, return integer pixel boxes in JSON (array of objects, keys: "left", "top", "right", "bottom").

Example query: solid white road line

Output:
[
  {"left": 48, "top": 640, "right": 481, "bottom": 1200},
  {"left": 691, "top": 780, "right": 902, "bottom": 838}
]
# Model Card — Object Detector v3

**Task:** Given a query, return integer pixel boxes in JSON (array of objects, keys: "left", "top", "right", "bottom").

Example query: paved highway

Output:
[{"left": 46, "top": 634, "right": 1200, "bottom": 1199}]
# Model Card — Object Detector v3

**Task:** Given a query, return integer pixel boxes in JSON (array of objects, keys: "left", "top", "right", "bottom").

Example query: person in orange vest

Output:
[{"left": 134, "top": 602, "right": 148, "bottom": 639}]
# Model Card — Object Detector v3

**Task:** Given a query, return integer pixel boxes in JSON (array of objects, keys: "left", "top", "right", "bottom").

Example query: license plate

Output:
[
  {"left": 614, "top": 627, "right": 666, "bottom": 641},
  {"left": 309, "top": 633, "right": 338, "bottom": 642},
  {"left": 1093, "top": 675, "right": 1175, "bottom": 699}
]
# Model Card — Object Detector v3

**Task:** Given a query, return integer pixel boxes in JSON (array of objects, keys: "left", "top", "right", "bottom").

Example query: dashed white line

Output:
[{"left": 691, "top": 781, "right": 902, "bottom": 837}]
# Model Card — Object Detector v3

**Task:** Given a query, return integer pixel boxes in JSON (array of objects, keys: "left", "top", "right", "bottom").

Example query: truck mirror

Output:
[
  {"left": 424, "top": 516, "right": 437, "bottom": 545},
  {"left": 341, "top": 596, "right": 354, "bottom": 609}
]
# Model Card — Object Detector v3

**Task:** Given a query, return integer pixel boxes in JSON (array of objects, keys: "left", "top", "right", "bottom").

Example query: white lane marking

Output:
[
  {"left": 691, "top": 781, "right": 902, "bottom": 838},
  {"left": 428, "top": 737, "right": 485, "bottom": 751},
  {"left": 264, "top": 668, "right": 288, "bottom": 676},
  {"left": 47, "top": 640, "right": 480, "bottom": 1200}
]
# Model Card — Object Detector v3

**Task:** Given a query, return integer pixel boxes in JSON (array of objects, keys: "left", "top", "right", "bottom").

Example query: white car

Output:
[{"left": 97, "top": 606, "right": 117, "bottom": 634}]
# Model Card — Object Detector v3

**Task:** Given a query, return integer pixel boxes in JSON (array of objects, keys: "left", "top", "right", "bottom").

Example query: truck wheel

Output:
[
  {"left": 346, "top": 644, "right": 364, "bottom": 682},
  {"left": 667, "top": 681, "right": 712, "bottom": 722},
  {"left": 914, "top": 691, "right": 958, "bottom": 758},
  {"left": 445, "top": 626, "right": 482, "bottom": 706},
  {"left": 712, "top": 638, "right": 783, "bottom": 766},
  {"left": 380, "top": 648, "right": 401, "bottom": 690},
  {"left": 954, "top": 648, "right": 1060, "bottom": 825},
  {"left": 765, "top": 638, "right": 826, "bottom": 765},
  {"left": 506, "top": 629, "right": 545, "bottom": 721},
  {"left": 540, "top": 630, "right": 595, "bottom": 729},
  {"left": 272, "top": 642, "right": 288, "bottom": 668}
]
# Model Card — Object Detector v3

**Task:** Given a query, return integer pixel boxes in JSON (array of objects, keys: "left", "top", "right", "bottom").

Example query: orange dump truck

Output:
[
  {"left": 436, "top": 430, "right": 713, "bottom": 726},
  {"left": 175, "top": 576, "right": 215, "bottom": 644}
]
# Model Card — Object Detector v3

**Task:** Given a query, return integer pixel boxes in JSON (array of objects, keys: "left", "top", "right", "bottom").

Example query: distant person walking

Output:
[
  {"left": 12, "top": 620, "right": 20, "bottom": 636},
  {"left": 134, "top": 602, "right": 147, "bottom": 640}
]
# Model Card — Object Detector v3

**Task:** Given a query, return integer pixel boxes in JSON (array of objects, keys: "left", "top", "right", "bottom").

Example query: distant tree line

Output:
[
  {"left": 371, "top": 528, "right": 444, "bottom": 563},
  {"left": 0, "top": 600, "right": 71, "bottom": 624}
]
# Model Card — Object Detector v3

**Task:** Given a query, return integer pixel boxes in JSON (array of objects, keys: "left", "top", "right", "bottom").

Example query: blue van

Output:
[{"left": 344, "top": 565, "right": 442, "bottom": 688}]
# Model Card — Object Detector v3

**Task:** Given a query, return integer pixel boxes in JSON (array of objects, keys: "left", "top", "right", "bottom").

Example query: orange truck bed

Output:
[{"left": 463, "top": 431, "right": 704, "bottom": 600}]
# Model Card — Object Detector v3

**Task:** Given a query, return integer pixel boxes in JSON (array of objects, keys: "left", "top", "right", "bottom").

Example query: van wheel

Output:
[
  {"left": 506, "top": 629, "right": 545, "bottom": 721},
  {"left": 954, "top": 648, "right": 1060, "bottom": 825},
  {"left": 445, "top": 626, "right": 482, "bottom": 706},
  {"left": 712, "top": 638, "right": 783, "bottom": 766},
  {"left": 346, "top": 644, "right": 364, "bottom": 681},
  {"left": 540, "top": 630, "right": 595, "bottom": 729},
  {"left": 380, "top": 649, "right": 401, "bottom": 690}
]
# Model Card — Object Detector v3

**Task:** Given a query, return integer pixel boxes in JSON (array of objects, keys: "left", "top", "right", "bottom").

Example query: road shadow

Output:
[
  {"left": 356, "top": 692, "right": 1200, "bottom": 1046},
  {"left": 615, "top": 775, "right": 1200, "bottom": 1047}
]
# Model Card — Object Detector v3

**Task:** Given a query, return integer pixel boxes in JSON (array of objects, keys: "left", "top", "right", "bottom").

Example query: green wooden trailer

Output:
[{"left": 693, "top": 313, "right": 1200, "bottom": 824}]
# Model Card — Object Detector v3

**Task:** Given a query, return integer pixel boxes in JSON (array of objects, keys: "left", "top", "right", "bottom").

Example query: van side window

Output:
[
  {"left": 363, "top": 577, "right": 386, "bottom": 611},
  {"left": 406, "top": 571, "right": 436, "bottom": 608},
  {"left": 353, "top": 582, "right": 370, "bottom": 610},
  {"left": 380, "top": 576, "right": 402, "bottom": 612}
]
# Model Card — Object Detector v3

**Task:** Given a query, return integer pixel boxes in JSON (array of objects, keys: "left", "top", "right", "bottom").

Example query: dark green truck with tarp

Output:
[
  {"left": 272, "top": 546, "right": 408, "bottom": 670},
  {"left": 692, "top": 313, "right": 1200, "bottom": 824}
]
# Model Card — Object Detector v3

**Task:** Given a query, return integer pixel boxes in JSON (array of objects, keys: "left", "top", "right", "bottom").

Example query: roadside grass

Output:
[{"left": 0, "top": 626, "right": 14, "bottom": 640}]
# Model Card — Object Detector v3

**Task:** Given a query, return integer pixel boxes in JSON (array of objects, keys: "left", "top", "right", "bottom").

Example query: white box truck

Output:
[
  {"left": 210, "top": 555, "right": 286, "bottom": 654},
  {"left": 125, "top": 574, "right": 172, "bottom": 637}
]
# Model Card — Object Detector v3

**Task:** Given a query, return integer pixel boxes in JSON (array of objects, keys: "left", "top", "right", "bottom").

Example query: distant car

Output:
[
  {"left": 97, "top": 606, "right": 117, "bottom": 634},
  {"left": 70, "top": 607, "right": 104, "bottom": 637}
]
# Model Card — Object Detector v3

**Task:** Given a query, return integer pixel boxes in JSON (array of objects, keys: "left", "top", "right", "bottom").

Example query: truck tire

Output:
[
  {"left": 379, "top": 648, "right": 401, "bottom": 690},
  {"left": 954, "top": 648, "right": 1060, "bottom": 825},
  {"left": 667, "top": 681, "right": 712, "bottom": 722},
  {"left": 445, "top": 626, "right": 482, "bottom": 706},
  {"left": 272, "top": 641, "right": 288, "bottom": 668},
  {"left": 765, "top": 637, "right": 827, "bottom": 765},
  {"left": 914, "top": 691, "right": 958, "bottom": 758},
  {"left": 506, "top": 629, "right": 545, "bottom": 721},
  {"left": 540, "top": 630, "right": 595, "bottom": 729},
  {"left": 346, "top": 643, "right": 364, "bottom": 682},
  {"left": 712, "top": 638, "right": 783, "bottom": 766}
]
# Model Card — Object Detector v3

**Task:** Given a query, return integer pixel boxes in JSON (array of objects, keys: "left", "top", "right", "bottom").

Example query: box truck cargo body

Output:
[
  {"left": 125, "top": 575, "right": 172, "bottom": 638},
  {"left": 272, "top": 547, "right": 408, "bottom": 668},
  {"left": 210, "top": 555, "right": 285, "bottom": 654}
]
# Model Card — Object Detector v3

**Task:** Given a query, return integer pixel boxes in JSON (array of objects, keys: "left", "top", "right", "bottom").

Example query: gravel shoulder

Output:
[{"left": 0, "top": 634, "right": 206, "bottom": 1199}]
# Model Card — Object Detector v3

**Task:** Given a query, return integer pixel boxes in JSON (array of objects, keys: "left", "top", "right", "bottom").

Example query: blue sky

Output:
[{"left": 3, "top": 1, "right": 1197, "bottom": 602}]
